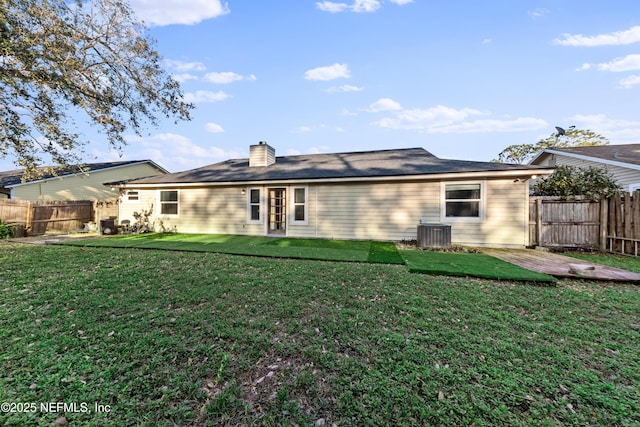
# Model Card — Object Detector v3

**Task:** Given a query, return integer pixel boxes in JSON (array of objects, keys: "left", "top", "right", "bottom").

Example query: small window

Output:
[
  {"left": 444, "top": 183, "right": 481, "bottom": 219},
  {"left": 159, "top": 190, "right": 178, "bottom": 216},
  {"left": 292, "top": 187, "right": 308, "bottom": 223},
  {"left": 126, "top": 190, "right": 139, "bottom": 202},
  {"left": 248, "top": 188, "right": 261, "bottom": 222}
]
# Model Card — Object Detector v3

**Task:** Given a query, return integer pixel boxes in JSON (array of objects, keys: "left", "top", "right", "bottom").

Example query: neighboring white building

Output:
[
  {"left": 115, "top": 143, "right": 553, "bottom": 247},
  {"left": 0, "top": 160, "right": 168, "bottom": 201},
  {"left": 530, "top": 144, "right": 640, "bottom": 193}
]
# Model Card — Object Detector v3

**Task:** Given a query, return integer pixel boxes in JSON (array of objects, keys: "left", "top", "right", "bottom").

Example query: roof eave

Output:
[
  {"left": 532, "top": 149, "right": 640, "bottom": 171},
  {"left": 5, "top": 160, "right": 169, "bottom": 189},
  {"left": 119, "top": 168, "right": 555, "bottom": 188}
]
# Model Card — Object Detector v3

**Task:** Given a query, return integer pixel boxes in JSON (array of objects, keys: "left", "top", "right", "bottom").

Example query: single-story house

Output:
[
  {"left": 530, "top": 144, "right": 640, "bottom": 193},
  {"left": 0, "top": 160, "right": 168, "bottom": 201},
  {"left": 116, "top": 143, "right": 553, "bottom": 247}
]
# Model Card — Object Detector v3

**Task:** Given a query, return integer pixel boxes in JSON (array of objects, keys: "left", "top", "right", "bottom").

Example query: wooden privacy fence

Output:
[
  {"left": 0, "top": 200, "right": 94, "bottom": 236},
  {"left": 530, "top": 192, "right": 640, "bottom": 255}
]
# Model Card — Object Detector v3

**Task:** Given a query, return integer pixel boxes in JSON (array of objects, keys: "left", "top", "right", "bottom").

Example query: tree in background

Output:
[
  {"left": 494, "top": 127, "right": 609, "bottom": 164},
  {"left": 532, "top": 165, "right": 620, "bottom": 200},
  {"left": 0, "top": 0, "right": 193, "bottom": 176}
]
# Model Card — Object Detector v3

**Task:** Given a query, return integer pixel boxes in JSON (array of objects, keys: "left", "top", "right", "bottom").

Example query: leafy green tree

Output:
[
  {"left": 0, "top": 0, "right": 193, "bottom": 176},
  {"left": 532, "top": 165, "right": 620, "bottom": 200},
  {"left": 494, "top": 128, "right": 609, "bottom": 164}
]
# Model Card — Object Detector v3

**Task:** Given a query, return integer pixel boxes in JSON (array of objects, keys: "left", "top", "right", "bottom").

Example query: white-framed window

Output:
[
  {"left": 291, "top": 186, "right": 308, "bottom": 224},
  {"left": 441, "top": 182, "right": 484, "bottom": 221},
  {"left": 247, "top": 188, "right": 262, "bottom": 223},
  {"left": 159, "top": 190, "right": 179, "bottom": 216},
  {"left": 125, "top": 190, "right": 140, "bottom": 203}
]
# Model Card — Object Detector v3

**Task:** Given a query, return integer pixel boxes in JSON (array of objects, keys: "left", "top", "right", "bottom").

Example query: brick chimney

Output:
[{"left": 249, "top": 141, "right": 276, "bottom": 167}]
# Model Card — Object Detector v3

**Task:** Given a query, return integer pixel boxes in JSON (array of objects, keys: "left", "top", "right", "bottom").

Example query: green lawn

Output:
[
  {"left": 1, "top": 243, "right": 638, "bottom": 426},
  {"left": 58, "top": 233, "right": 550, "bottom": 281},
  {"left": 565, "top": 251, "right": 640, "bottom": 274},
  {"left": 401, "top": 250, "right": 556, "bottom": 283},
  {"left": 58, "top": 233, "right": 405, "bottom": 264}
]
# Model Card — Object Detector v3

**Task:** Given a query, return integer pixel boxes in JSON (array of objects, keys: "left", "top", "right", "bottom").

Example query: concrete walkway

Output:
[
  {"left": 8, "top": 233, "right": 101, "bottom": 245},
  {"left": 483, "top": 248, "right": 640, "bottom": 282}
]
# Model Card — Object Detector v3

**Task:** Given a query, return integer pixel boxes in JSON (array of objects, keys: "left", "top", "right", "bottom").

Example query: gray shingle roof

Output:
[
  {"left": 0, "top": 160, "right": 166, "bottom": 188},
  {"left": 129, "top": 147, "right": 549, "bottom": 185},
  {"left": 545, "top": 144, "right": 640, "bottom": 167}
]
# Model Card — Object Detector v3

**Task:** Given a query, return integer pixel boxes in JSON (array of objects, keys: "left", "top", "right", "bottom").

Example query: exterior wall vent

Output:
[
  {"left": 249, "top": 141, "right": 276, "bottom": 167},
  {"left": 417, "top": 223, "right": 452, "bottom": 248}
]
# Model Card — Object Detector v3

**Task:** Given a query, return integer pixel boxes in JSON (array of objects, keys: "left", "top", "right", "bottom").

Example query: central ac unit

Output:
[{"left": 417, "top": 223, "right": 451, "bottom": 248}]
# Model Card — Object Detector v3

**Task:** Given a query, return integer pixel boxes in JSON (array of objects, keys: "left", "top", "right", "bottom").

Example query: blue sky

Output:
[{"left": 5, "top": 0, "right": 640, "bottom": 172}]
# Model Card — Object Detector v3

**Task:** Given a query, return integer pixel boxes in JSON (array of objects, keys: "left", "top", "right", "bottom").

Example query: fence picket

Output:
[
  {"left": 529, "top": 194, "right": 640, "bottom": 256},
  {"left": 0, "top": 200, "right": 94, "bottom": 236}
]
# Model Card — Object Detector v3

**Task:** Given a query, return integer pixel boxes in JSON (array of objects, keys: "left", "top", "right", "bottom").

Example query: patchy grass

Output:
[
  {"left": 58, "top": 233, "right": 405, "bottom": 265},
  {"left": 565, "top": 251, "right": 640, "bottom": 274},
  {"left": 1, "top": 242, "right": 638, "bottom": 426},
  {"left": 401, "top": 250, "right": 557, "bottom": 283}
]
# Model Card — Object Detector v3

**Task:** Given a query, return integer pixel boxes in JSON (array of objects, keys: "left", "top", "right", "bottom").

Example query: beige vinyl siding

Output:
[
  {"left": 553, "top": 154, "right": 640, "bottom": 192},
  {"left": 10, "top": 163, "right": 164, "bottom": 201},
  {"left": 119, "top": 186, "right": 262, "bottom": 235},
  {"left": 442, "top": 179, "right": 530, "bottom": 247},
  {"left": 119, "top": 177, "right": 531, "bottom": 247},
  {"left": 300, "top": 181, "right": 439, "bottom": 241}
]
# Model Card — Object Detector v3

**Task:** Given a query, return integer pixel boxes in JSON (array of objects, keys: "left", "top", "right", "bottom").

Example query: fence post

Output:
[
  {"left": 25, "top": 201, "right": 34, "bottom": 236},
  {"left": 535, "top": 197, "right": 543, "bottom": 246},
  {"left": 600, "top": 198, "right": 608, "bottom": 252}
]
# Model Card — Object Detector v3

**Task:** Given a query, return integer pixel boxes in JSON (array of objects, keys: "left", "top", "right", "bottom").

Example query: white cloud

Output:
[
  {"left": 290, "top": 124, "right": 328, "bottom": 133},
  {"left": 353, "top": 0, "right": 381, "bottom": 12},
  {"left": 304, "top": 63, "right": 350, "bottom": 81},
  {"left": 620, "top": 75, "right": 640, "bottom": 88},
  {"left": 582, "top": 54, "right": 640, "bottom": 72},
  {"left": 567, "top": 114, "right": 640, "bottom": 143},
  {"left": 427, "top": 117, "right": 548, "bottom": 134},
  {"left": 203, "top": 72, "right": 256, "bottom": 84},
  {"left": 316, "top": 1, "right": 350, "bottom": 13},
  {"left": 389, "top": 0, "right": 413, "bottom": 4},
  {"left": 554, "top": 25, "right": 640, "bottom": 47},
  {"left": 204, "top": 123, "right": 225, "bottom": 133},
  {"left": 324, "top": 84, "right": 364, "bottom": 93},
  {"left": 183, "top": 90, "right": 231, "bottom": 103},
  {"left": 316, "top": 0, "right": 382, "bottom": 13},
  {"left": 368, "top": 98, "right": 402, "bottom": 112},
  {"left": 528, "top": 8, "right": 549, "bottom": 18},
  {"left": 129, "top": 0, "right": 230, "bottom": 26},
  {"left": 369, "top": 103, "right": 547, "bottom": 133},
  {"left": 109, "top": 133, "right": 241, "bottom": 170},
  {"left": 164, "top": 60, "right": 206, "bottom": 72},
  {"left": 373, "top": 105, "right": 483, "bottom": 130},
  {"left": 172, "top": 73, "right": 199, "bottom": 83}
]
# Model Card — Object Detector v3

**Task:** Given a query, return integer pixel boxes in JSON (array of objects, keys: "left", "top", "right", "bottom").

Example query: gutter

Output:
[
  {"left": 115, "top": 168, "right": 555, "bottom": 189},
  {"left": 6, "top": 160, "right": 169, "bottom": 189},
  {"left": 532, "top": 149, "right": 640, "bottom": 171}
]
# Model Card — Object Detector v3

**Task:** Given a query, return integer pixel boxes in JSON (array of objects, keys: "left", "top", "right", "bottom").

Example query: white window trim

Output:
[
  {"left": 124, "top": 190, "right": 140, "bottom": 203},
  {"left": 440, "top": 181, "right": 485, "bottom": 223},
  {"left": 247, "top": 187, "right": 263, "bottom": 224},
  {"left": 289, "top": 186, "right": 309, "bottom": 225},
  {"left": 158, "top": 190, "right": 179, "bottom": 217}
]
